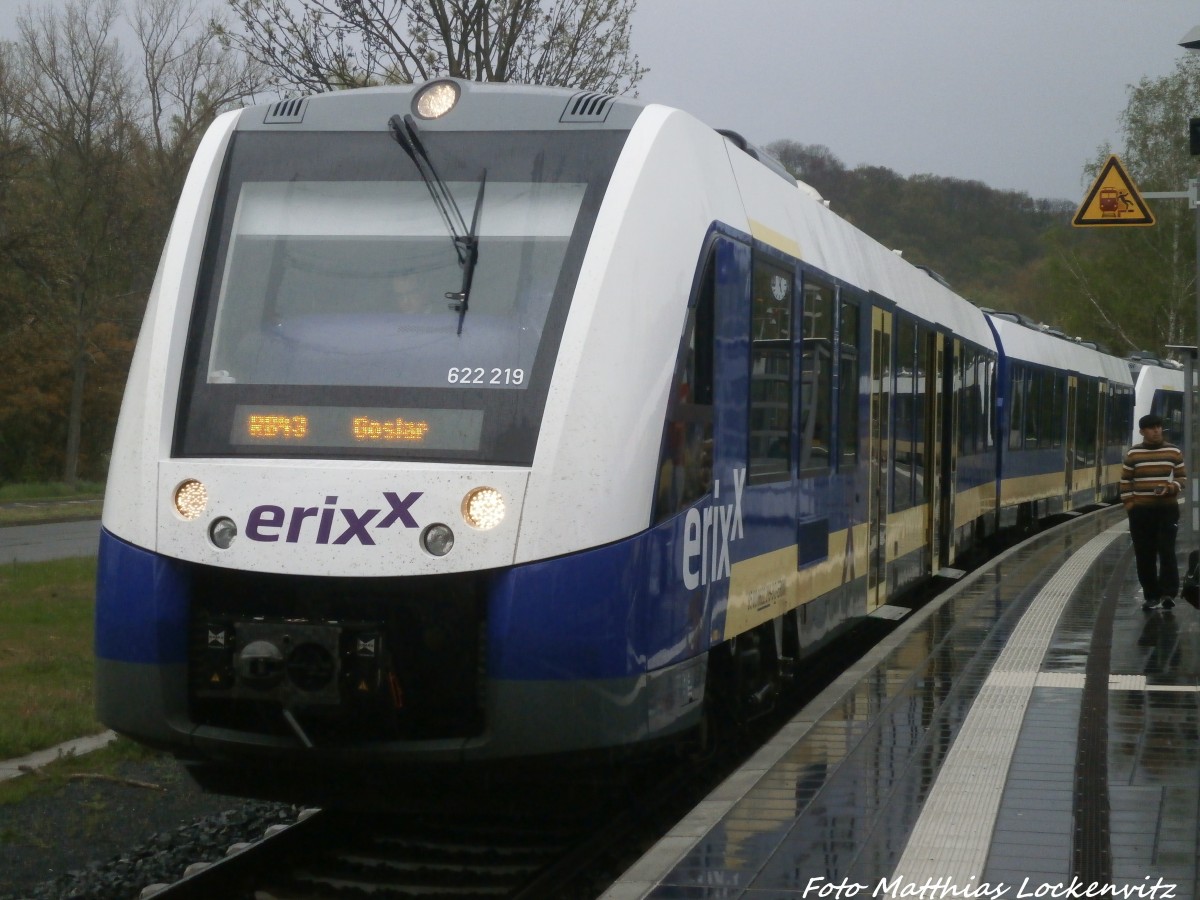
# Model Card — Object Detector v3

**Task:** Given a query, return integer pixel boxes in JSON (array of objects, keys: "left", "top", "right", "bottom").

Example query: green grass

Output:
[
  {"left": 0, "top": 557, "right": 104, "bottom": 759},
  {"left": 0, "top": 519, "right": 177, "bottom": 809},
  {"left": 0, "top": 738, "right": 162, "bottom": 807},
  {"left": 0, "top": 482, "right": 104, "bottom": 526},
  {"left": 0, "top": 482, "right": 105, "bottom": 503}
]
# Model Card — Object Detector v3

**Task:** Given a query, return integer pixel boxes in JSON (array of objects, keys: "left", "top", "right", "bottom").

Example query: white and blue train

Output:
[
  {"left": 1129, "top": 352, "right": 1185, "bottom": 446},
  {"left": 95, "top": 79, "right": 1139, "bottom": 800}
]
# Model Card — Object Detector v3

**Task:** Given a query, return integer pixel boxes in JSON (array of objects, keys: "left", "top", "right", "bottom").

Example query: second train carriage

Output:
[
  {"left": 93, "top": 78, "right": 1138, "bottom": 799},
  {"left": 988, "top": 312, "right": 1134, "bottom": 526}
]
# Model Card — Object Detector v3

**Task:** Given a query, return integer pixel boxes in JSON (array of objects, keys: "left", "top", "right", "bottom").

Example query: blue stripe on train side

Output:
[
  {"left": 95, "top": 528, "right": 191, "bottom": 665},
  {"left": 486, "top": 513, "right": 723, "bottom": 682}
]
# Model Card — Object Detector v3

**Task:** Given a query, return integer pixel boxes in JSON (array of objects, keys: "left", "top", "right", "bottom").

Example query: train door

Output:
[
  {"left": 1065, "top": 376, "right": 1078, "bottom": 508},
  {"left": 941, "top": 337, "right": 960, "bottom": 567},
  {"left": 924, "top": 329, "right": 944, "bottom": 573},
  {"left": 1094, "top": 382, "right": 1108, "bottom": 501},
  {"left": 868, "top": 307, "right": 892, "bottom": 609}
]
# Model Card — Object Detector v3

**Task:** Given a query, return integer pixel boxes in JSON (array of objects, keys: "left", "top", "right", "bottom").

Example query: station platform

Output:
[{"left": 602, "top": 505, "right": 1200, "bottom": 899}]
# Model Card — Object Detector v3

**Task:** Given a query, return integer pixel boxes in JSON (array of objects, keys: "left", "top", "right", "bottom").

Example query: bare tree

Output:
[
  {"left": 0, "top": 0, "right": 261, "bottom": 484},
  {"left": 134, "top": 0, "right": 263, "bottom": 196},
  {"left": 220, "top": 0, "right": 646, "bottom": 95},
  {"left": 8, "top": 0, "right": 139, "bottom": 485}
]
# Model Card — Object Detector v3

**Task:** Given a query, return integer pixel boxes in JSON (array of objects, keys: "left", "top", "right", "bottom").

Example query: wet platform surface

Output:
[{"left": 602, "top": 506, "right": 1200, "bottom": 899}]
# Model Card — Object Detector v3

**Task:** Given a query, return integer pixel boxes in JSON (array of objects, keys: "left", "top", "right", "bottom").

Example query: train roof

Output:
[
  {"left": 986, "top": 313, "right": 1132, "bottom": 385},
  {"left": 236, "top": 80, "right": 650, "bottom": 133}
]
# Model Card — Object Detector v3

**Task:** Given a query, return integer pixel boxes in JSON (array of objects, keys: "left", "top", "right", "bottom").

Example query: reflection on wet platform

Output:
[{"left": 602, "top": 506, "right": 1200, "bottom": 899}]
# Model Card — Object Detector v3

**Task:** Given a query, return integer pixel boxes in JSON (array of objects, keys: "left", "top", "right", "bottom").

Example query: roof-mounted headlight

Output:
[{"left": 413, "top": 80, "right": 459, "bottom": 119}]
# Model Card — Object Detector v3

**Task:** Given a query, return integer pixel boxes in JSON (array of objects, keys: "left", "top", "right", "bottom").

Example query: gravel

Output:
[{"left": 0, "top": 754, "right": 298, "bottom": 900}]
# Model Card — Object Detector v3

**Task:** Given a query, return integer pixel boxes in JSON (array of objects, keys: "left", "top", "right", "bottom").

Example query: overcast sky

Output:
[
  {"left": 1, "top": 0, "right": 1196, "bottom": 202},
  {"left": 631, "top": 1, "right": 1199, "bottom": 201}
]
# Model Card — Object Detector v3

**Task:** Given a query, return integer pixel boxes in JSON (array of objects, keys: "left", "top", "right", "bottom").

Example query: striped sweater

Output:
[{"left": 1119, "top": 441, "right": 1187, "bottom": 508}]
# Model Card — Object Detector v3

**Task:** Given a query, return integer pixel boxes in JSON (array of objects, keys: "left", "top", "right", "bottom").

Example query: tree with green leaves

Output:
[
  {"left": 220, "top": 0, "right": 646, "bottom": 94},
  {"left": 767, "top": 139, "right": 1072, "bottom": 311},
  {"left": 1042, "top": 54, "right": 1200, "bottom": 357}
]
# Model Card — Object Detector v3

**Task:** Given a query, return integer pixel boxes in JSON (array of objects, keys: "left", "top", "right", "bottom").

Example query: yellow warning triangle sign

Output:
[{"left": 1073, "top": 155, "right": 1155, "bottom": 227}]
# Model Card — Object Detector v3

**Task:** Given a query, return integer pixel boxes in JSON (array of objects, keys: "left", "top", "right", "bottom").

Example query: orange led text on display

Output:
[
  {"left": 352, "top": 416, "right": 430, "bottom": 443},
  {"left": 247, "top": 414, "right": 309, "bottom": 440}
]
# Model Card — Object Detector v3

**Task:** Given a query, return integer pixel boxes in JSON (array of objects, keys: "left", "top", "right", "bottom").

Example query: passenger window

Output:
[
  {"left": 800, "top": 278, "right": 834, "bottom": 474},
  {"left": 653, "top": 251, "right": 715, "bottom": 523},
  {"left": 748, "top": 256, "right": 794, "bottom": 483},
  {"left": 1009, "top": 364, "right": 1025, "bottom": 451}
]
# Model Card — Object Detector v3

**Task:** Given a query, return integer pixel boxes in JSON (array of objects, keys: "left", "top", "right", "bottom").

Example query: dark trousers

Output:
[{"left": 1128, "top": 504, "right": 1181, "bottom": 601}]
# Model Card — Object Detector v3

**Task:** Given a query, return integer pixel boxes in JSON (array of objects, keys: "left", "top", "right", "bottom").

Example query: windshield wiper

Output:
[{"left": 388, "top": 113, "right": 486, "bottom": 334}]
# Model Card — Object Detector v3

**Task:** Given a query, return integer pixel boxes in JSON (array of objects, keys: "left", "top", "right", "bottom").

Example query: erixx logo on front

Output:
[{"left": 245, "top": 492, "right": 423, "bottom": 545}]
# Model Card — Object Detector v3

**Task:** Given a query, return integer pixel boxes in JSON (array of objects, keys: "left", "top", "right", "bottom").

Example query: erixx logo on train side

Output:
[{"left": 682, "top": 467, "right": 747, "bottom": 590}]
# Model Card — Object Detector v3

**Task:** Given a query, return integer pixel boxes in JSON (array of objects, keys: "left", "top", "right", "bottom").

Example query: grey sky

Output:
[
  {"left": 631, "top": 1, "right": 1199, "bottom": 201},
  {"left": 2, "top": 0, "right": 1196, "bottom": 201}
]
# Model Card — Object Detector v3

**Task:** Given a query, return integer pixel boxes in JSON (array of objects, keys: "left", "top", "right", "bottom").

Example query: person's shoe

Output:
[
  {"left": 1160, "top": 596, "right": 1176, "bottom": 609},
  {"left": 1142, "top": 597, "right": 1160, "bottom": 611}
]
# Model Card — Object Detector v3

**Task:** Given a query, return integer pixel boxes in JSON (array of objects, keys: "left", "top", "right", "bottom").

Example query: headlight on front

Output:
[
  {"left": 174, "top": 479, "right": 207, "bottom": 520},
  {"left": 462, "top": 486, "right": 505, "bottom": 530}
]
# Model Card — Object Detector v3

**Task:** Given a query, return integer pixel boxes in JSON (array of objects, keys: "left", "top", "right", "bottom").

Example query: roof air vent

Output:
[
  {"left": 263, "top": 98, "right": 308, "bottom": 125},
  {"left": 560, "top": 92, "right": 614, "bottom": 124}
]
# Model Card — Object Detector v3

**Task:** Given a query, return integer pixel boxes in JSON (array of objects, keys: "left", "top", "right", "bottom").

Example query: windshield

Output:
[{"left": 175, "top": 128, "right": 626, "bottom": 464}]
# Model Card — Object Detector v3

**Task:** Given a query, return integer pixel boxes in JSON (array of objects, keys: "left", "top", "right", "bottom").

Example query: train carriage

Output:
[
  {"left": 987, "top": 313, "right": 1133, "bottom": 525},
  {"left": 93, "top": 79, "right": 1137, "bottom": 802}
]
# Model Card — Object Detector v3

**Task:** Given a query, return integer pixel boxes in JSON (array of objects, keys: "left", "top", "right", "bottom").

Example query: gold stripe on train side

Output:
[
  {"left": 886, "top": 504, "right": 928, "bottom": 562},
  {"left": 747, "top": 218, "right": 802, "bottom": 258},
  {"left": 724, "top": 544, "right": 797, "bottom": 639},
  {"left": 954, "top": 480, "right": 998, "bottom": 530},
  {"left": 723, "top": 522, "right": 869, "bottom": 640},
  {"left": 999, "top": 470, "right": 1068, "bottom": 506},
  {"left": 1102, "top": 462, "right": 1123, "bottom": 486}
]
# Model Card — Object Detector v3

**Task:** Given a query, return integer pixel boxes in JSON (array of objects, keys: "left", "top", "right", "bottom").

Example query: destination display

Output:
[{"left": 230, "top": 405, "right": 484, "bottom": 451}]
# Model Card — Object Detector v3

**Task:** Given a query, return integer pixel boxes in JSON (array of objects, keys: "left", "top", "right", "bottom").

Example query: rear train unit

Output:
[
  {"left": 95, "top": 79, "right": 1137, "bottom": 799},
  {"left": 1129, "top": 352, "right": 1185, "bottom": 445}
]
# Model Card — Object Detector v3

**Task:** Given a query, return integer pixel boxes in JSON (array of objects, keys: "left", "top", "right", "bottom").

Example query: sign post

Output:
[
  {"left": 1075, "top": 150, "right": 1200, "bottom": 588},
  {"left": 1139, "top": 179, "right": 1200, "bottom": 590}
]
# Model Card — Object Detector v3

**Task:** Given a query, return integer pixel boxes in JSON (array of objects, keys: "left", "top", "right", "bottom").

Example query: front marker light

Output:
[
  {"left": 174, "top": 480, "right": 207, "bottom": 520},
  {"left": 462, "top": 487, "right": 505, "bottom": 530},
  {"left": 209, "top": 517, "right": 238, "bottom": 550},
  {"left": 421, "top": 523, "right": 455, "bottom": 556}
]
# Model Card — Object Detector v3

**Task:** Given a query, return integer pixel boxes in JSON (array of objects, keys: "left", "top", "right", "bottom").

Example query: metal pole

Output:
[
  {"left": 1193, "top": 181, "right": 1200, "bottom": 566},
  {"left": 1184, "top": 183, "right": 1200, "bottom": 590}
]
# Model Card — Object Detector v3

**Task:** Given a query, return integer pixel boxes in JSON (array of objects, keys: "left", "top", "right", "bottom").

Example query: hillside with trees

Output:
[
  {"left": 769, "top": 51, "right": 1200, "bottom": 359},
  {"left": 767, "top": 140, "right": 1076, "bottom": 316}
]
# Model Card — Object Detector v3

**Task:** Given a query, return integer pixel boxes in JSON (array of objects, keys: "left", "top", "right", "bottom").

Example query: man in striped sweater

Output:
[{"left": 1120, "top": 414, "right": 1187, "bottom": 610}]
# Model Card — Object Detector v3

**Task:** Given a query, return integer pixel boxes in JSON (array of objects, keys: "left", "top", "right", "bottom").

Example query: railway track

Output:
[
  {"left": 139, "top": 757, "right": 706, "bottom": 900},
  {"left": 137, "top": 577, "right": 959, "bottom": 900}
]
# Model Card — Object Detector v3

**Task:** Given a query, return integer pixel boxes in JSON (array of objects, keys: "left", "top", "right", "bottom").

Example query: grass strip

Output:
[{"left": 0, "top": 556, "right": 104, "bottom": 759}]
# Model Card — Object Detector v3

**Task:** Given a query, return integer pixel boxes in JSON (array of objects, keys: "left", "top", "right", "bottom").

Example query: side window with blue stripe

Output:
[{"left": 653, "top": 250, "right": 715, "bottom": 523}]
